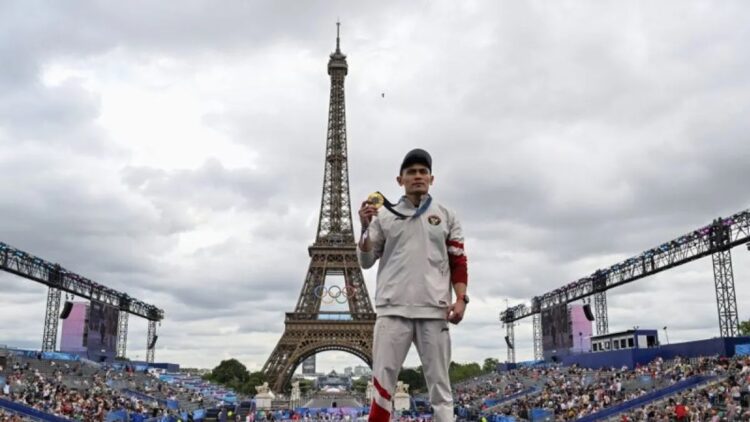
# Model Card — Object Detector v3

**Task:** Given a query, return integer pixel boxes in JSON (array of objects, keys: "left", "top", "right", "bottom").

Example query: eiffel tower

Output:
[{"left": 262, "top": 23, "right": 375, "bottom": 393}]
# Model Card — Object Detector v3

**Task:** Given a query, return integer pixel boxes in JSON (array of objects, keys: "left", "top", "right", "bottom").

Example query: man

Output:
[{"left": 358, "top": 148, "right": 468, "bottom": 422}]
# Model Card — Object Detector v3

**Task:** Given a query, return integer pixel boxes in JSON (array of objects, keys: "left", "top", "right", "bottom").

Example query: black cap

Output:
[{"left": 400, "top": 148, "right": 432, "bottom": 173}]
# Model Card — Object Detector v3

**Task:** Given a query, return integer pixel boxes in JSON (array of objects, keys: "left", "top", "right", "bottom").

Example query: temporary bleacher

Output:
[
  {"left": 576, "top": 374, "right": 716, "bottom": 421},
  {"left": 0, "top": 348, "right": 217, "bottom": 422}
]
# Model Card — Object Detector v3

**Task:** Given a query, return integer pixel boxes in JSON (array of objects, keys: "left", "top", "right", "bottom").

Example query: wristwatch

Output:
[{"left": 458, "top": 294, "right": 470, "bottom": 304}]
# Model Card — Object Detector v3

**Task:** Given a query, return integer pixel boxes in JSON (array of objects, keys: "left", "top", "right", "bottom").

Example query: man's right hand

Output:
[
  {"left": 358, "top": 199, "right": 378, "bottom": 229},
  {"left": 358, "top": 199, "right": 378, "bottom": 253}
]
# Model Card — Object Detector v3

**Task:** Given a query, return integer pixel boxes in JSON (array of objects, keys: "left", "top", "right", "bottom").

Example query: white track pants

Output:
[{"left": 368, "top": 316, "right": 453, "bottom": 422}]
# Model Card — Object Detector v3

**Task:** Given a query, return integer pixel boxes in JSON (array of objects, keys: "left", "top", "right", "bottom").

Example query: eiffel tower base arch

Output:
[{"left": 263, "top": 313, "right": 374, "bottom": 393}]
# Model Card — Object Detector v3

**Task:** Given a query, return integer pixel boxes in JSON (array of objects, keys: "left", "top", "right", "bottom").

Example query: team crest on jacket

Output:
[{"left": 427, "top": 215, "right": 441, "bottom": 226}]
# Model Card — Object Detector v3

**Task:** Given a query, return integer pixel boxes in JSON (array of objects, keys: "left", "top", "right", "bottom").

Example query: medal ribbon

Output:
[{"left": 376, "top": 191, "right": 432, "bottom": 220}]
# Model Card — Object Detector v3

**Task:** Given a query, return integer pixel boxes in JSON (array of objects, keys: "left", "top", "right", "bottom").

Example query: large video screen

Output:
[
  {"left": 86, "top": 301, "right": 119, "bottom": 362},
  {"left": 541, "top": 303, "right": 572, "bottom": 352}
]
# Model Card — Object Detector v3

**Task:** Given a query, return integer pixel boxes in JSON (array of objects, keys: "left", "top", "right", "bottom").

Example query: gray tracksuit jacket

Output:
[{"left": 357, "top": 194, "right": 467, "bottom": 319}]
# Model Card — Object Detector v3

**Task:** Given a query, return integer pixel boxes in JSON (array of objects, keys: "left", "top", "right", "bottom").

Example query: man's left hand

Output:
[{"left": 447, "top": 300, "right": 466, "bottom": 324}]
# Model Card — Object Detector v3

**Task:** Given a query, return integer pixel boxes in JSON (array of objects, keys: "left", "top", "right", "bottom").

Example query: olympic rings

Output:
[
  {"left": 312, "top": 285, "right": 359, "bottom": 303},
  {"left": 328, "top": 285, "right": 342, "bottom": 299}
]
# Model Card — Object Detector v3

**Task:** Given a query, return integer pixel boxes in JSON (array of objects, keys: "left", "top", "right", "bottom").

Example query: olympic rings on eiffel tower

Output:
[
  {"left": 328, "top": 285, "right": 342, "bottom": 298},
  {"left": 312, "top": 285, "right": 358, "bottom": 304}
]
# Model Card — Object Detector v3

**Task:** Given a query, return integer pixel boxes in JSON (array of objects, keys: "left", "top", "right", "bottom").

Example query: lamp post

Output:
[{"left": 663, "top": 326, "right": 670, "bottom": 345}]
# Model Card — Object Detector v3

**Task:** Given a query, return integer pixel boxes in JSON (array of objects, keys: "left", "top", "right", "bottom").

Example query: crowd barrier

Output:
[
  {"left": 105, "top": 409, "right": 205, "bottom": 422},
  {"left": 121, "top": 388, "right": 167, "bottom": 405},
  {"left": 8, "top": 349, "right": 81, "bottom": 362},
  {"left": 529, "top": 408, "right": 553, "bottom": 421},
  {"left": 293, "top": 406, "right": 369, "bottom": 417},
  {"left": 486, "top": 415, "right": 518, "bottom": 422},
  {"left": 0, "top": 397, "right": 71, "bottom": 422},
  {"left": 482, "top": 387, "right": 537, "bottom": 409}
]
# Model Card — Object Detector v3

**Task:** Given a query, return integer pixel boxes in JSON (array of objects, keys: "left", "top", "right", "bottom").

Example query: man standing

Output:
[{"left": 358, "top": 148, "right": 468, "bottom": 422}]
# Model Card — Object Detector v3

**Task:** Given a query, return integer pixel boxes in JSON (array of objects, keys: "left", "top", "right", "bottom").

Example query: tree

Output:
[
  {"left": 298, "top": 378, "right": 315, "bottom": 395},
  {"left": 449, "top": 361, "right": 482, "bottom": 384},
  {"left": 482, "top": 358, "right": 499, "bottom": 373},
  {"left": 352, "top": 377, "right": 369, "bottom": 394},
  {"left": 206, "top": 359, "right": 250, "bottom": 386},
  {"left": 740, "top": 319, "right": 750, "bottom": 336},
  {"left": 398, "top": 367, "right": 426, "bottom": 393},
  {"left": 241, "top": 371, "right": 267, "bottom": 396}
]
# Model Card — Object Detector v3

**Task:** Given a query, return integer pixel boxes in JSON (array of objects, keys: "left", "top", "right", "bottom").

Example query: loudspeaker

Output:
[
  {"left": 582, "top": 304, "right": 595, "bottom": 321},
  {"left": 551, "top": 355, "right": 559, "bottom": 363},
  {"left": 148, "top": 335, "right": 158, "bottom": 349},
  {"left": 59, "top": 301, "right": 73, "bottom": 319},
  {"left": 504, "top": 335, "right": 514, "bottom": 350}
]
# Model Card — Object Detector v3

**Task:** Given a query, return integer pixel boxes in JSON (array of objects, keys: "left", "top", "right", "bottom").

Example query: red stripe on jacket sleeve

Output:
[{"left": 447, "top": 240, "right": 468, "bottom": 285}]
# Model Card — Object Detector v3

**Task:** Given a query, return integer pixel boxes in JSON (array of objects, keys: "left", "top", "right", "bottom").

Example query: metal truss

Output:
[
  {"left": 710, "top": 220, "right": 739, "bottom": 337},
  {"left": 532, "top": 313, "right": 543, "bottom": 361},
  {"left": 501, "top": 209, "right": 750, "bottom": 324},
  {"left": 146, "top": 320, "right": 157, "bottom": 363},
  {"left": 263, "top": 26, "right": 377, "bottom": 392},
  {"left": 0, "top": 242, "right": 163, "bottom": 322},
  {"left": 41, "top": 287, "right": 61, "bottom": 352},
  {"left": 261, "top": 317, "right": 374, "bottom": 393},
  {"left": 713, "top": 250, "right": 738, "bottom": 336},
  {"left": 117, "top": 310, "right": 129, "bottom": 359},
  {"left": 294, "top": 248, "right": 374, "bottom": 317},
  {"left": 315, "top": 21, "right": 353, "bottom": 246},
  {"left": 505, "top": 322, "right": 516, "bottom": 364},
  {"left": 594, "top": 291, "right": 609, "bottom": 335}
]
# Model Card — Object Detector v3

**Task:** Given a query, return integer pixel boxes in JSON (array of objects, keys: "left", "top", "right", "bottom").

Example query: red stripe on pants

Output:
[
  {"left": 373, "top": 377, "right": 392, "bottom": 400},
  {"left": 368, "top": 399, "right": 390, "bottom": 422}
]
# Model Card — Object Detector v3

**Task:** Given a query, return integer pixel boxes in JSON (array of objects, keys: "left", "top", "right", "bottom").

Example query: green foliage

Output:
[
  {"left": 206, "top": 359, "right": 250, "bottom": 386},
  {"left": 449, "top": 361, "right": 483, "bottom": 384},
  {"left": 241, "top": 371, "right": 267, "bottom": 396},
  {"left": 482, "top": 358, "right": 499, "bottom": 373},
  {"left": 398, "top": 367, "right": 426, "bottom": 393},
  {"left": 352, "top": 377, "right": 369, "bottom": 394},
  {"left": 298, "top": 378, "right": 315, "bottom": 395},
  {"left": 204, "top": 359, "right": 267, "bottom": 395},
  {"left": 740, "top": 319, "right": 750, "bottom": 336},
  {"left": 394, "top": 358, "right": 498, "bottom": 393}
]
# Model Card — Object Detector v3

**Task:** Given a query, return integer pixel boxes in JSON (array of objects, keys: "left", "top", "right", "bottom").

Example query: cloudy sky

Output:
[{"left": 1, "top": 0, "right": 749, "bottom": 374}]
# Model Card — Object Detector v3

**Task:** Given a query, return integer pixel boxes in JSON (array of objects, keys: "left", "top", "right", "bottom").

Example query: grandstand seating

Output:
[
  {"left": 2, "top": 345, "right": 748, "bottom": 421},
  {"left": 471, "top": 355, "right": 749, "bottom": 422},
  {"left": 0, "top": 348, "right": 237, "bottom": 422}
]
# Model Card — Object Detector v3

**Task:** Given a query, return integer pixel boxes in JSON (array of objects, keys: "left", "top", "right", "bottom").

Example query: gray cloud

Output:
[{"left": 1, "top": 0, "right": 749, "bottom": 372}]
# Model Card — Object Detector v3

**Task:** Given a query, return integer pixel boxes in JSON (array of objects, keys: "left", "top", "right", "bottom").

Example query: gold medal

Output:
[
  {"left": 367, "top": 192, "right": 385, "bottom": 209},
  {"left": 366, "top": 191, "right": 431, "bottom": 219}
]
